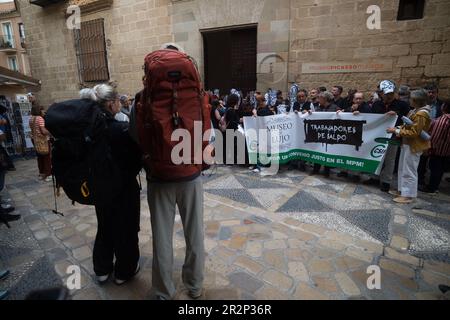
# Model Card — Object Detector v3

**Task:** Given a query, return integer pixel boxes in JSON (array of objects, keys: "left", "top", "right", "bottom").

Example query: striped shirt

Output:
[
  {"left": 29, "top": 115, "right": 47, "bottom": 140},
  {"left": 430, "top": 113, "right": 450, "bottom": 157}
]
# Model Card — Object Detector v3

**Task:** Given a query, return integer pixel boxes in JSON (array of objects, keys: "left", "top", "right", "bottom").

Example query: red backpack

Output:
[{"left": 136, "top": 49, "right": 212, "bottom": 181}]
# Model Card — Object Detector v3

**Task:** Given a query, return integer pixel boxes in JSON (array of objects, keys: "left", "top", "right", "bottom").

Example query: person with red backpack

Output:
[{"left": 134, "top": 44, "right": 212, "bottom": 300}]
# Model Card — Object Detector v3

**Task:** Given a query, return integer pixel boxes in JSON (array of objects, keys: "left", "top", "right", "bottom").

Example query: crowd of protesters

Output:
[{"left": 208, "top": 81, "right": 450, "bottom": 204}]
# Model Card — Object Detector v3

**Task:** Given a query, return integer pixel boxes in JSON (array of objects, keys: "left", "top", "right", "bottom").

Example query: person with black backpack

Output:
[
  {"left": 47, "top": 84, "right": 142, "bottom": 286},
  {"left": 80, "top": 84, "right": 142, "bottom": 285}
]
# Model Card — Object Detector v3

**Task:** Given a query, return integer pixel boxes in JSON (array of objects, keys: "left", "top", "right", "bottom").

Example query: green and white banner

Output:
[{"left": 243, "top": 112, "right": 398, "bottom": 175}]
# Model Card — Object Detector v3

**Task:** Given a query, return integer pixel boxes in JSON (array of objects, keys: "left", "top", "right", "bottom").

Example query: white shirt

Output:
[{"left": 115, "top": 111, "right": 129, "bottom": 122}]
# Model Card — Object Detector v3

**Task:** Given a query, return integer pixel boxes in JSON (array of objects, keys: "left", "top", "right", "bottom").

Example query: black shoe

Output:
[
  {"left": 337, "top": 171, "right": 348, "bottom": 178},
  {"left": 363, "top": 178, "right": 379, "bottom": 185},
  {"left": 114, "top": 263, "right": 140, "bottom": 285},
  {"left": 439, "top": 284, "right": 450, "bottom": 294},
  {"left": 0, "top": 212, "right": 21, "bottom": 222},
  {"left": 7, "top": 167, "right": 16, "bottom": 171},
  {"left": 0, "top": 270, "right": 10, "bottom": 281},
  {"left": 323, "top": 169, "right": 330, "bottom": 178},
  {"left": 311, "top": 170, "right": 319, "bottom": 175},
  {"left": 418, "top": 185, "right": 438, "bottom": 194},
  {"left": 350, "top": 175, "right": 361, "bottom": 182},
  {"left": 298, "top": 164, "right": 306, "bottom": 172},
  {"left": 380, "top": 183, "right": 390, "bottom": 192},
  {"left": 0, "top": 206, "right": 15, "bottom": 214}
]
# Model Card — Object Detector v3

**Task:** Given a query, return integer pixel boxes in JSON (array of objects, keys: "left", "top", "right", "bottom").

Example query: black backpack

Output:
[{"left": 45, "top": 99, "right": 111, "bottom": 205}]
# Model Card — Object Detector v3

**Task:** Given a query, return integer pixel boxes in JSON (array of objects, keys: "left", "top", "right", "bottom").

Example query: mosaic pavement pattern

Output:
[{"left": 1, "top": 159, "right": 449, "bottom": 300}]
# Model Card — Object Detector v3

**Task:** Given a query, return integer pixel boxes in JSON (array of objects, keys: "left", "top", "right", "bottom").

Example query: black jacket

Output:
[{"left": 371, "top": 99, "right": 410, "bottom": 126}]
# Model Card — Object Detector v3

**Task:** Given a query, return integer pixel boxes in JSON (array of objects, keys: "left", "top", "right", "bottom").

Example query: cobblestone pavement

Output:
[{"left": 1, "top": 159, "right": 449, "bottom": 300}]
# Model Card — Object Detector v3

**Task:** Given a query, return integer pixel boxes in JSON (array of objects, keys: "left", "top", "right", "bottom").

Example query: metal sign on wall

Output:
[{"left": 301, "top": 60, "right": 393, "bottom": 74}]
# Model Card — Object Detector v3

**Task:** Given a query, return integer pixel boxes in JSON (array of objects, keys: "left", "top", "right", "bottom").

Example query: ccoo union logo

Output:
[{"left": 371, "top": 145, "right": 386, "bottom": 158}]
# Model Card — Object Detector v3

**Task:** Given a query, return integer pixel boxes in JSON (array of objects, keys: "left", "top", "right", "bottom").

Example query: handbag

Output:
[{"left": 31, "top": 116, "right": 49, "bottom": 155}]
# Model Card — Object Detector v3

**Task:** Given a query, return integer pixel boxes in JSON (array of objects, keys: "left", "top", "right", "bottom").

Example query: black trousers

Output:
[
  {"left": 428, "top": 156, "right": 448, "bottom": 192},
  {"left": 313, "top": 163, "right": 330, "bottom": 174},
  {"left": 93, "top": 178, "right": 140, "bottom": 279},
  {"left": 418, "top": 154, "right": 429, "bottom": 184}
]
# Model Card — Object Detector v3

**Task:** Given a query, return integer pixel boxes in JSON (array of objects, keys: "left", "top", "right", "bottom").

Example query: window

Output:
[
  {"left": 18, "top": 23, "right": 25, "bottom": 48},
  {"left": 18, "top": 23, "right": 25, "bottom": 39},
  {"left": 8, "top": 56, "right": 18, "bottom": 71},
  {"left": 74, "top": 19, "right": 109, "bottom": 82},
  {"left": 397, "top": 0, "right": 425, "bottom": 21},
  {"left": 1, "top": 22, "right": 14, "bottom": 48}
]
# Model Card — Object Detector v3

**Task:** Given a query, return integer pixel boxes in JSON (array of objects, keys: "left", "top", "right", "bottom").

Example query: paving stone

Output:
[
  {"left": 228, "top": 234, "right": 248, "bottom": 250},
  {"left": 286, "top": 248, "right": 313, "bottom": 262},
  {"left": 287, "top": 239, "right": 307, "bottom": 249},
  {"left": 313, "top": 276, "right": 340, "bottom": 294},
  {"left": 307, "top": 259, "right": 335, "bottom": 274},
  {"left": 263, "top": 250, "right": 287, "bottom": 271},
  {"left": 293, "top": 282, "right": 329, "bottom": 300},
  {"left": 264, "top": 239, "right": 287, "bottom": 250},
  {"left": 262, "top": 269, "right": 293, "bottom": 291},
  {"left": 335, "top": 272, "right": 361, "bottom": 297},
  {"left": 300, "top": 223, "right": 328, "bottom": 235},
  {"left": 317, "top": 238, "right": 347, "bottom": 251},
  {"left": 288, "top": 261, "right": 310, "bottom": 282},
  {"left": 72, "top": 245, "right": 92, "bottom": 261},
  {"left": 72, "top": 287, "right": 102, "bottom": 300},
  {"left": 205, "top": 288, "right": 240, "bottom": 300},
  {"left": 228, "top": 272, "right": 264, "bottom": 293},
  {"left": 423, "top": 260, "right": 450, "bottom": 276},
  {"left": 245, "top": 241, "right": 263, "bottom": 258},
  {"left": 33, "top": 229, "right": 51, "bottom": 241},
  {"left": 214, "top": 246, "right": 235, "bottom": 261},
  {"left": 272, "top": 231, "right": 289, "bottom": 239},
  {"left": 220, "top": 220, "right": 241, "bottom": 227},
  {"left": 255, "top": 285, "right": 290, "bottom": 300},
  {"left": 75, "top": 223, "right": 91, "bottom": 232},
  {"left": 37, "top": 238, "right": 59, "bottom": 250},
  {"left": 394, "top": 215, "right": 407, "bottom": 225},
  {"left": 345, "top": 247, "right": 374, "bottom": 263},
  {"left": 63, "top": 235, "right": 87, "bottom": 250},
  {"left": 335, "top": 256, "right": 367, "bottom": 271},
  {"left": 55, "top": 227, "right": 76, "bottom": 240},
  {"left": 390, "top": 236, "right": 409, "bottom": 251},
  {"left": 379, "top": 257, "right": 416, "bottom": 278},
  {"left": 233, "top": 256, "right": 264, "bottom": 275},
  {"left": 384, "top": 247, "right": 421, "bottom": 267},
  {"left": 421, "top": 270, "right": 450, "bottom": 287},
  {"left": 293, "top": 229, "right": 317, "bottom": 242}
]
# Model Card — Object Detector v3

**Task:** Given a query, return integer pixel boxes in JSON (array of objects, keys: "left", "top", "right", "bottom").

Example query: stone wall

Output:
[{"left": 289, "top": 0, "right": 450, "bottom": 98}]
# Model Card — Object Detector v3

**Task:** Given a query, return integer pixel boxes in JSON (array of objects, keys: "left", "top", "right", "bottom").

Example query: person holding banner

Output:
[
  {"left": 337, "top": 91, "right": 371, "bottom": 181},
  {"left": 386, "top": 89, "right": 432, "bottom": 204},
  {"left": 364, "top": 80, "right": 410, "bottom": 192},
  {"left": 311, "top": 91, "right": 340, "bottom": 177}
]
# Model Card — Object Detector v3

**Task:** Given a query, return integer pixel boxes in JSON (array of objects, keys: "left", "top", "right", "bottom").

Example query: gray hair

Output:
[
  {"left": 79, "top": 84, "right": 117, "bottom": 105},
  {"left": 319, "top": 91, "right": 334, "bottom": 103},
  {"left": 410, "top": 88, "right": 428, "bottom": 107}
]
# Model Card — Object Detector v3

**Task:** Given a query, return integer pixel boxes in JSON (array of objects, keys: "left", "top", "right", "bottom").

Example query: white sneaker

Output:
[
  {"left": 114, "top": 263, "right": 140, "bottom": 285},
  {"left": 45, "top": 176, "right": 53, "bottom": 182},
  {"left": 96, "top": 274, "right": 109, "bottom": 284},
  {"left": 1, "top": 203, "right": 12, "bottom": 210},
  {"left": 252, "top": 167, "right": 261, "bottom": 173}
]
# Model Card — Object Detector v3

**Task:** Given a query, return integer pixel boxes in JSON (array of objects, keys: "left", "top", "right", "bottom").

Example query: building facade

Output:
[
  {"left": 0, "top": 0, "right": 36, "bottom": 99},
  {"left": 17, "top": 0, "right": 450, "bottom": 107}
]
